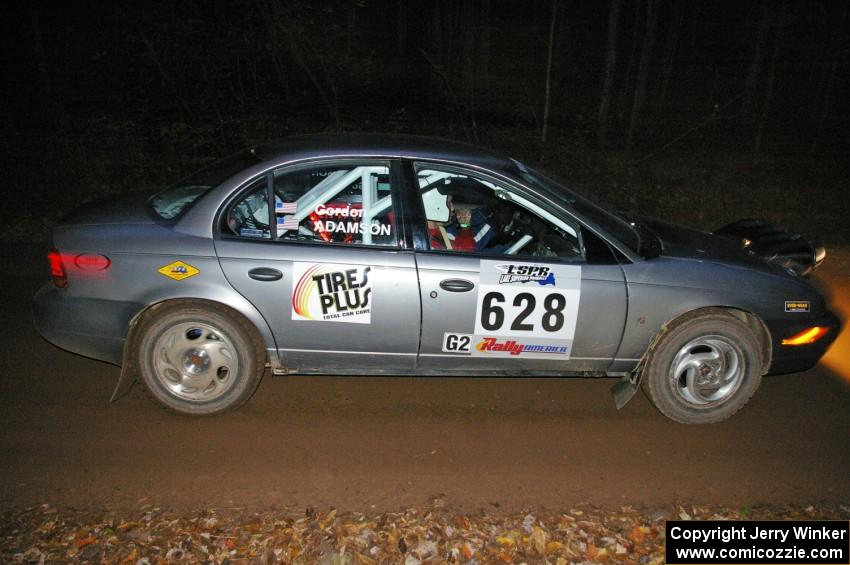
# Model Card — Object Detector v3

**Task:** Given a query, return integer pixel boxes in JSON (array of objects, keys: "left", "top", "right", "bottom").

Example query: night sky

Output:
[{"left": 1, "top": 1, "right": 848, "bottom": 238}]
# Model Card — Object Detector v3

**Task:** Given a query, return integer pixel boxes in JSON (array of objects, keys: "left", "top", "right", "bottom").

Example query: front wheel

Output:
[
  {"left": 641, "top": 310, "right": 763, "bottom": 424},
  {"left": 135, "top": 302, "right": 264, "bottom": 415}
]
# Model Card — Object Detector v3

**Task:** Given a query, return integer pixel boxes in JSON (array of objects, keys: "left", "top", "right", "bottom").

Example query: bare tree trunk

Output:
[
  {"left": 597, "top": 0, "right": 622, "bottom": 148},
  {"left": 257, "top": 0, "right": 293, "bottom": 106},
  {"left": 811, "top": 2, "right": 848, "bottom": 153},
  {"left": 428, "top": 0, "right": 443, "bottom": 110},
  {"left": 659, "top": 0, "right": 685, "bottom": 103},
  {"left": 299, "top": 33, "right": 341, "bottom": 131},
  {"left": 740, "top": 0, "right": 773, "bottom": 126},
  {"left": 461, "top": 0, "right": 478, "bottom": 140},
  {"left": 138, "top": 26, "right": 193, "bottom": 121},
  {"left": 235, "top": 47, "right": 246, "bottom": 113},
  {"left": 626, "top": 0, "right": 659, "bottom": 152},
  {"left": 27, "top": 2, "right": 54, "bottom": 113},
  {"left": 419, "top": 48, "right": 471, "bottom": 140},
  {"left": 432, "top": 0, "right": 443, "bottom": 66},
  {"left": 478, "top": 0, "right": 491, "bottom": 88},
  {"left": 617, "top": 0, "right": 642, "bottom": 121},
  {"left": 753, "top": 0, "right": 788, "bottom": 159},
  {"left": 540, "top": 0, "right": 558, "bottom": 158},
  {"left": 345, "top": 3, "right": 358, "bottom": 66},
  {"left": 397, "top": 0, "right": 407, "bottom": 56}
]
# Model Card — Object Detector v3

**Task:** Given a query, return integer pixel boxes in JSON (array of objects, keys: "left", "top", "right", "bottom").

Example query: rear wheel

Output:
[
  {"left": 135, "top": 302, "right": 264, "bottom": 415},
  {"left": 642, "top": 310, "right": 763, "bottom": 424}
]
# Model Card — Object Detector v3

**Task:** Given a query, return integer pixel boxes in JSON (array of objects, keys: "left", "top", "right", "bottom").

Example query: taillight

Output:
[
  {"left": 47, "top": 248, "right": 67, "bottom": 288},
  {"left": 74, "top": 253, "right": 111, "bottom": 271}
]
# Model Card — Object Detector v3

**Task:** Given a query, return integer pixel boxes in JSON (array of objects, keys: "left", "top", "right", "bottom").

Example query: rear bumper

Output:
[
  {"left": 32, "top": 283, "right": 143, "bottom": 366},
  {"left": 766, "top": 310, "right": 841, "bottom": 375}
]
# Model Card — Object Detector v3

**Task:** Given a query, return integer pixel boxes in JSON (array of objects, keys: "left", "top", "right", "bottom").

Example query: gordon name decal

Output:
[{"left": 291, "top": 263, "right": 372, "bottom": 323}]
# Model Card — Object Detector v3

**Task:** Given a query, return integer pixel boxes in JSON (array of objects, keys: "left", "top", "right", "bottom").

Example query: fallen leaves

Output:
[{"left": 0, "top": 502, "right": 844, "bottom": 564}]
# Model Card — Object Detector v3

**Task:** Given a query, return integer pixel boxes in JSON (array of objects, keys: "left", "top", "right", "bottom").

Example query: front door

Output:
[{"left": 410, "top": 163, "right": 627, "bottom": 373}]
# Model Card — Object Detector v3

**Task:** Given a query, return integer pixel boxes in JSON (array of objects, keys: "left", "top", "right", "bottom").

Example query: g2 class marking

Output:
[{"left": 442, "top": 333, "right": 472, "bottom": 353}]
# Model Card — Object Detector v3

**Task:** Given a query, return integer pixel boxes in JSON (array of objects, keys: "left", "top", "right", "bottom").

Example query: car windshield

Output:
[
  {"left": 150, "top": 150, "right": 262, "bottom": 220},
  {"left": 511, "top": 162, "right": 641, "bottom": 255}
]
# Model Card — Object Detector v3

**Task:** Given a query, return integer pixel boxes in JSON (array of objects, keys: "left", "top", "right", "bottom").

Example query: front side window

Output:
[
  {"left": 223, "top": 161, "right": 398, "bottom": 247},
  {"left": 416, "top": 164, "right": 584, "bottom": 260}
]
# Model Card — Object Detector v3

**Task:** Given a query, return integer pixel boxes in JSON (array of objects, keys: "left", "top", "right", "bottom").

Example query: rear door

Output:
[{"left": 215, "top": 159, "right": 422, "bottom": 371}]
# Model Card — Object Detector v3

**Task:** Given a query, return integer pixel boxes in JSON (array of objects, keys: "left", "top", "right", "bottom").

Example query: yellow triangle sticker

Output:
[{"left": 157, "top": 260, "right": 199, "bottom": 281}]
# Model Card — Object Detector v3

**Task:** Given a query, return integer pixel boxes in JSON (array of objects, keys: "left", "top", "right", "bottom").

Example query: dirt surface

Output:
[{"left": 1, "top": 244, "right": 849, "bottom": 516}]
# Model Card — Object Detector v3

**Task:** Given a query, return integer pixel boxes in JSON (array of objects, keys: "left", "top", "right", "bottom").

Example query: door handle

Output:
[
  {"left": 248, "top": 267, "right": 283, "bottom": 282},
  {"left": 439, "top": 278, "right": 475, "bottom": 292}
]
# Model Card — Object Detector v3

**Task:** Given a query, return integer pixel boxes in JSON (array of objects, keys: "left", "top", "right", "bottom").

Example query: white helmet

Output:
[{"left": 422, "top": 188, "right": 450, "bottom": 222}]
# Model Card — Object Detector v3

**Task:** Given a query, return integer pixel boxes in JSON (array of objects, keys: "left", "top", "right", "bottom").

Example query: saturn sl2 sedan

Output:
[{"left": 33, "top": 134, "right": 840, "bottom": 423}]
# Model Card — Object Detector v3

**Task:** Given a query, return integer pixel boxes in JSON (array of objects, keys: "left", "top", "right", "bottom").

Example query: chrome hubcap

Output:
[
  {"left": 668, "top": 335, "right": 744, "bottom": 407},
  {"left": 152, "top": 322, "right": 239, "bottom": 402}
]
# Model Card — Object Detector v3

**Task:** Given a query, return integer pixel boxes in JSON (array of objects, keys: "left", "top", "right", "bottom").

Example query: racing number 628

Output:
[{"left": 480, "top": 291, "right": 566, "bottom": 333}]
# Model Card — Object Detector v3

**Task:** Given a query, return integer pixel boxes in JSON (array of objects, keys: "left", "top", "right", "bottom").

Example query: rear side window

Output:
[{"left": 222, "top": 161, "right": 398, "bottom": 247}]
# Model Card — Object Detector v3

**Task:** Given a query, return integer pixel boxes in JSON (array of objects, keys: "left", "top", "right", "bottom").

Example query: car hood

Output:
[
  {"left": 639, "top": 217, "right": 788, "bottom": 275},
  {"left": 59, "top": 192, "right": 156, "bottom": 226}
]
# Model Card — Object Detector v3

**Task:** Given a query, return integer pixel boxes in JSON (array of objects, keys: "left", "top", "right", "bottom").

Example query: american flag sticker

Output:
[
  {"left": 277, "top": 215, "right": 299, "bottom": 235},
  {"left": 276, "top": 201, "right": 297, "bottom": 214}
]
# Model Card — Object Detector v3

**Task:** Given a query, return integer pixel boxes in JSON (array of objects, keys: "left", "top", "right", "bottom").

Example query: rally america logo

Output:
[
  {"left": 475, "top": 337, "right": 569, "bottom": 356},
  {"left": 496, "top": 264, "right": 556, "bottom": 286}
]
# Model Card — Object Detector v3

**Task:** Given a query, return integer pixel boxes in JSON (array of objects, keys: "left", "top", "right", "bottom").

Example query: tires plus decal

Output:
[
  {"left": 473, "top": 260, "right": 581, "bottom": 359},
  {"left": 291, "top": 262, "right": 372, "bottom": 323}
]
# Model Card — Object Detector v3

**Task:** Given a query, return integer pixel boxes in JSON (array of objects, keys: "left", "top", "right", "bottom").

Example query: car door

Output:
[
  {"left": 409, "top": 162, "right": 628, "bottom": 373},
  {"left": 214, "top": 159, "right": 422, "bottom": 371}
]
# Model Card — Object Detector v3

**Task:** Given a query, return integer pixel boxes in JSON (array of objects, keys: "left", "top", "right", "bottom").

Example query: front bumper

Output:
[
  {"left": 765, "top": 310, "right": 841, "bottom": 375},
  {"left": 32, "top": 283, "right": 143, "bottom": 366}
]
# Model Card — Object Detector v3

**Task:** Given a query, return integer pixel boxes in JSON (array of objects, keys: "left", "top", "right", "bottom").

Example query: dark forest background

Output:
[{"left": 1, "top": 0, "right": 848, "bottom": 244}]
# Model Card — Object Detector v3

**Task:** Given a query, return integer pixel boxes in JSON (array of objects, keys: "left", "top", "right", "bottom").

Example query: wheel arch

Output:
[
  {"left": 118, "top": 297, "right": 279, "bottom": 385},
  {"left": 650, "top": 306, "right": 772, "bottom": 375}
]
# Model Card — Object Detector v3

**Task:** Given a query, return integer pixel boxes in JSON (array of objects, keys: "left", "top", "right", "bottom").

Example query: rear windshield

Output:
[{"left": 151, "top": 150, "right": 261, "bottom": 220}]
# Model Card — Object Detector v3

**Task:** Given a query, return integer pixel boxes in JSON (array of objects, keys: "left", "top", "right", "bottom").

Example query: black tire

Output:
[
  {"left": 641, "top": 309, "right": 763, "bottom": 424},
  {"left": 135, "top": 301, "right": 265, "bottom": 415}
]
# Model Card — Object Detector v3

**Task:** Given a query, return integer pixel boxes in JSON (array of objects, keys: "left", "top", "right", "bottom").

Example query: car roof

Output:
[{"left": 251, "top": 133, "right": 515, "bottom": 172}]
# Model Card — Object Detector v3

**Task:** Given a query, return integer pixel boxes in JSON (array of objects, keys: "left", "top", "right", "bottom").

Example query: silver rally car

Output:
[{"left": 33, "top": 134, "right": 839, "bottom": 423}]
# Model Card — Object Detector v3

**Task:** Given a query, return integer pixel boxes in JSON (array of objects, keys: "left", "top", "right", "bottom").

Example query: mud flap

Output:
[
  {"left": 611, "top": 372, "right": 640, "bottom": 410},
  {"left": 109, "top": 364, "right": 136, "bottom": 402}
]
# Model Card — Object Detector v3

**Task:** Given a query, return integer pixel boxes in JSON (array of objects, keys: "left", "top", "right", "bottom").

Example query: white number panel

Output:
[{"left": 471, "top": 260, "right": 581, "bottom": 359}]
